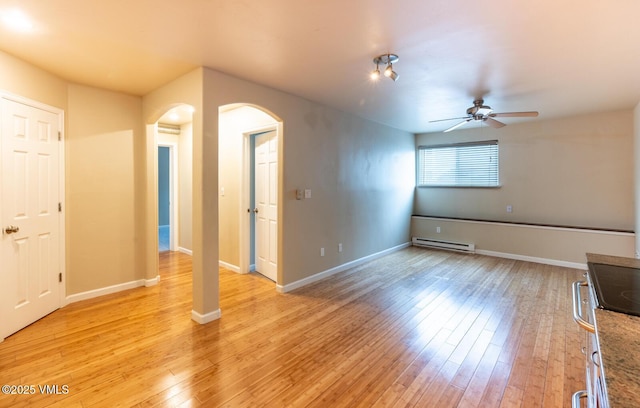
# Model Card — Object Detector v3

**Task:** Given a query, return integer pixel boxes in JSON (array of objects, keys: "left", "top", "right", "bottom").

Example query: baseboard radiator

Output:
[{"left": 412, "top": 237, "right": 475, "bottom": 253}]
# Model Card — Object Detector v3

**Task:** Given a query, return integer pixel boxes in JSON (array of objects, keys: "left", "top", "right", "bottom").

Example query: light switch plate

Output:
[{"left": 304, "top": 189, "right": 311, "bottom": 198}]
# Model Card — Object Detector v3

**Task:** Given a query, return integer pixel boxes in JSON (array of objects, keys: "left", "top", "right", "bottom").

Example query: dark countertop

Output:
[
  {"left": 586, "top": 253, "right": 640, "bottom": 407},
  {"left": 586, "top": 253, "right": 640, "bottom": 269}
]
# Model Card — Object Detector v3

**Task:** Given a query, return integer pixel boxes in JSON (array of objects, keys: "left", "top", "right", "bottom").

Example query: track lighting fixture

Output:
[{"left": 371, "top": 53, "right": 399, "bottom": 82}]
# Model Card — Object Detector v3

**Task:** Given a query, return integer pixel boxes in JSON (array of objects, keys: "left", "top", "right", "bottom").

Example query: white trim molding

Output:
[
  {"left": 179, "top": 247, "right": 193, "bottom": 255},
  {"left": 219, "top": 260, "right": 241, "bottom": 273},
  {"left": 475, "top": 249, "right": 587, "bottom": 270},
  {"left": 66, "top": 279, "right": 146, "bottom": 304},
  {"left": 145, "top": 275, "right": 161, "bottom": 287},
  {"left": 191, "top": 308, "right": 221, "bottom": 324},
  {"left": 276, "top": 242, "right": 411, "bottom": 293}
]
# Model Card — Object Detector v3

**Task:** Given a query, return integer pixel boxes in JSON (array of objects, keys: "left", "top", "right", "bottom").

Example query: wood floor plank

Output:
[
  {"left": 0, "top": 248, "right": 585, "bottom": 407},
  {"left": 390, "top": 328, "right": 455, "bottom": 407}
]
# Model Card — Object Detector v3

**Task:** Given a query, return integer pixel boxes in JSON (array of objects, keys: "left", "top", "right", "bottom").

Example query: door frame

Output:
[
  {"left": 157, "top": 141, "right": 179, "bottom": 252},
  {"left": 0, "top": 91, "right": 66, "bottom": 340},
  {"left": 240, "top": 123, "right": 280, "bottom": 281}
]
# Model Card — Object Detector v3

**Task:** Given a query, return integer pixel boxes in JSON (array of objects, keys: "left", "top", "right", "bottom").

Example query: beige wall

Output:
[
  {"left": 0, "top": 50, "right": 67, "bottom": 110},
  {"left": 178, "top": 122, "right": 193, "bottom": 252},
  {"left": 415, "top": 110, "right": 633, "bottom": 229},
  {"left": 413, "top": 110, "right": 635, "bottom": 264},
  {"left": 66, "top": 84, "right": 144, "bottom": 294}
]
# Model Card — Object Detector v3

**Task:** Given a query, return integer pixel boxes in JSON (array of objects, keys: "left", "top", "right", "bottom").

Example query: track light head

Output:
[
  {"left": 370, "top": 64, "right": 380, "bottom": 81},
  {"left": 388, "top": 70, "right": 399, "bottom": 81},
  {"left": 384, "top": 64, "right": 393, "bottom": 77}
]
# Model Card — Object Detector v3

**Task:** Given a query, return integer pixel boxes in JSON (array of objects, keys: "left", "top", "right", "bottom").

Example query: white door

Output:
[
  {"left": 254, "top": 130, "right": 277, "bottom": 281},
  {"left": 1, "top": 96, "right": 62, "bottom": 340}
]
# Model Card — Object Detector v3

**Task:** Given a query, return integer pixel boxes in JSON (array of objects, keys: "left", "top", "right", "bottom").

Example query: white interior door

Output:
[
  {"left": 1, "top": 96, "right": 62, "bottom": 340},
  {"left": 254, "top": 130, "right": 277, "bottom": 281}
]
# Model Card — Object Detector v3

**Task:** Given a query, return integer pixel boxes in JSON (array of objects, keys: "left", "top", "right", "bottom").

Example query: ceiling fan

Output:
[{"left": 430, "top": 99, "right": 539, "bottom": 133}]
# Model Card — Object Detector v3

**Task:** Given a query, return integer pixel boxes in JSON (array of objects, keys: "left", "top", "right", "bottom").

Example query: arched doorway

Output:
[
  {"left": 144, "top": 98, "right": 282, "bottom": 323},
  {"left": 218, "top": 104, "right": 283, "bottom": 286},
  {"left": 155, "top": 105, "right": 194, "bottom": 256},
  {"left": 143, "top": 103, "right": 194, "bottom": 287}
]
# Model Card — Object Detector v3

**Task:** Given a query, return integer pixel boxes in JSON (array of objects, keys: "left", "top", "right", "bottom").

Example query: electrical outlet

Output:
[
  {"left": 320, "top": 247, "right": 325, "bottom": 256},
  {"left": 338, "top": 243, "right": 343, "bottom": 252},
  {"left": 436, "top": 226, "right": 441, "bottom": 233},
  {"left": 304, "top": 189, "right": 312, "bottom": 199},
  {"left": 507, "top": 205, "right": 513, "bottom": 213}
]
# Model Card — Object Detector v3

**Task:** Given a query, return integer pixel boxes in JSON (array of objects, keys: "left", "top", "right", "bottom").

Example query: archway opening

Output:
[
  {"left": 155, "top": 105, "right": 194, "bottom": 257},
  {"left": 143, "top": 103, "right": 194, "bottom": 287},
  {"left": 218, "top": 104, "right": 283, "bottom": 286}
]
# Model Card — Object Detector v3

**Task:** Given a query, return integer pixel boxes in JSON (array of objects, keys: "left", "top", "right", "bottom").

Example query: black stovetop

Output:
[{"left": 588, "top": 263, "right": 640, "bottom": 317}]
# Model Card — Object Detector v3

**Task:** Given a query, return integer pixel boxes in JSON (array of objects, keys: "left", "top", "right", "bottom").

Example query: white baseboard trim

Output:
[
  {"left": 145, "top": 275, "right": 160, "bottom": 287},
  {"left": 191, "top": 308, "right": 221, "bottom": 324},
  {"left": 219, "top": 260, "right": 240, "bottom": 273},
  {"left": 179, "top": 247, "right": 193, "bottom": 255},
  {"left": 276, "top": 242, "right": 411, "bottom": 293},
  {"left": 66, "top": 279, "right": 146, "bottom": 304},
  {"left": 475, "top": 249, "right": 588, "bottom": 270}
]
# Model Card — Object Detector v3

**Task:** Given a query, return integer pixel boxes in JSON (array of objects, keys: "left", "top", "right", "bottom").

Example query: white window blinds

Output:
[{"left": 417, "top": 140, "right": 499, "bottom": 187}]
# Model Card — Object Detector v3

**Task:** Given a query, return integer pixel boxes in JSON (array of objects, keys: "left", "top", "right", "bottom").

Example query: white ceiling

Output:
[{"left": 1, "top": 0, "right": 639, "bottom": 133}]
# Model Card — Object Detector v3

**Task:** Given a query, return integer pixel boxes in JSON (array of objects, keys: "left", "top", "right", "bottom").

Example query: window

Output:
[{"left": 417, "top": 140, "right": 499, "bottom": 187}]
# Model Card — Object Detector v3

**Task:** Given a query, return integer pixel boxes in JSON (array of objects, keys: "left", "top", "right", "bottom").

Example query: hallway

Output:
[{"left": 158, "top": 225, "right": 170, "bottom": 252}]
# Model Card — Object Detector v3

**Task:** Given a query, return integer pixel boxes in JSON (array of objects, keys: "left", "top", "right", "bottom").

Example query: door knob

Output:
[
  {"left": 253, "top": 208, "right": 259, "bottom": 213},
  {"left": 4, "top": 225, "right": 19, "bottom": 234}
]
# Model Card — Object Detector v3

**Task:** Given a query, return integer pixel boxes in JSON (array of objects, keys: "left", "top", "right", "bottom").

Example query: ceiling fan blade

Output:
[
  {"left": 490, "top": 111, "right": 539, "bottom": 118},
  {"left": 485, "top": 117, "right": 506, "bottom": 128},
  {"left": 429, "top": 116, "right": 469, "bottom": 123},
  {"left": 443, "top": 118, "right": 472, "bottom": 133}
]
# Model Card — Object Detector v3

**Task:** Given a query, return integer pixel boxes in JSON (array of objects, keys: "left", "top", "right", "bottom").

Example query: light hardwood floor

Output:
[{"left": 0, "top": 247, "right": 586, "bottom": 407}]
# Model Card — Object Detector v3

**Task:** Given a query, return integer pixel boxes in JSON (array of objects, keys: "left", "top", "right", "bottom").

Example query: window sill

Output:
[{"left": 416, "top": 185, "right": 502, "bottom": 189}]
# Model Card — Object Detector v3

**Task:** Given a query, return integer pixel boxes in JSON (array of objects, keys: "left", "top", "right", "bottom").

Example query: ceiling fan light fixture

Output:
[
  {"left": 371, "top": 53, "right": 399, "bottom": 82},
  {"left": 430, "top": 98, "right": 540, "bottom": 132}
]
